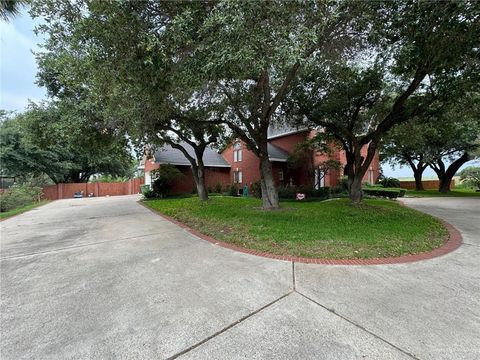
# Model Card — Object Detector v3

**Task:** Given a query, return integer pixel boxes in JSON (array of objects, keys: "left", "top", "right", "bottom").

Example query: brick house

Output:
[{"left": 144, "top": 127, "right": 380, "bottom": 194}]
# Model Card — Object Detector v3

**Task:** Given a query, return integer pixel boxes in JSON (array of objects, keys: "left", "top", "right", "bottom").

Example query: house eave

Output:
[
  {"left": 267, "top": 128, "right": 310, "bottom": 140},
  {"left": 269, "top": 157, "right": 288, "bottom": 162},
  {"left": 157, "top": 161, "right": 231, "bottom": 168}
]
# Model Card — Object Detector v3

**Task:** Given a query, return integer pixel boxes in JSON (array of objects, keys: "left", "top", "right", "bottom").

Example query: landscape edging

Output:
[{"left": 139, "top": 201, "right": 463, "bottom": 265}]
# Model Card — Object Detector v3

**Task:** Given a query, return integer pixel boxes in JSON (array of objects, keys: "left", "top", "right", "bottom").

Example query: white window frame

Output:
[
  {"left": 279, "top": 169, "right": 284, "bottom": 181},
  {"left": 368, "top": 169, "right": 375, "bottom": 185},
  {"left": 314, "top": 168, "right": 325, "bottom": 189},
  {"left": 234, "top": 170, "right": 243, "bottom": 184},
  {"left": 233, "top": 142, "right": 242, "bottom": 162}
]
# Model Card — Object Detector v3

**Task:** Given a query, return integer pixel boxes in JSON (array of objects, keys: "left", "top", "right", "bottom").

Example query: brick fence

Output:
[
  {"left": 399, "top": 180, "right": 455, "bottom": 190},
  {"left": 42, "top": 178, "right": 145, "bottom": 200}
]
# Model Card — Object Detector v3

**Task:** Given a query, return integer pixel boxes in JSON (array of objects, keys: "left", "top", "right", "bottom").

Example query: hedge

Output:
[{"left": 362, "top": 187, "right": 405, "bottom": 199}]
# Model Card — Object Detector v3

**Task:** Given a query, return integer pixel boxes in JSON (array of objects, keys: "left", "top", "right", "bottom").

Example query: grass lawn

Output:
[
  {"left": 0, "top": 201, "right": 50, "bottom": 220},
  {"left": 406, "top": 188, "right": 480, "bottom": 197},
  {"left": 144, "top": 197, "right": 447, "bottom": 259}
]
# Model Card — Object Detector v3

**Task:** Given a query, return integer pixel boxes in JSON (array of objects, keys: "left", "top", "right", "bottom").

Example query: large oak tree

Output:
[
  {"left": 288, "top": 0, "right": 479, "bottom": 202},
  {"left": 31, "top": 0, "right": 360, "bottom": 209}
]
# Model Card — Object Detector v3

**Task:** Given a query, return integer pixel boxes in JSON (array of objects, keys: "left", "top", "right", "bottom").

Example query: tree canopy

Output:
[
  {"left": 0, "top": 101, "right": 134, "bottom": 183},
  {"left": 28, "top": 0, "right": 480, "bottom": 204},
  {"left": 288, "top": 0, "right": 480, "bottom": 201}
]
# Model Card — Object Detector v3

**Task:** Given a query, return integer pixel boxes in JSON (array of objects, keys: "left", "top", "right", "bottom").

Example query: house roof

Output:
[
  {"left": 267, "top": 143, "right": 290, "bottom": 162},
  {"left": 153, "top": 143, "right": 231, "bottom": 168},
  {"left": 267, "top": 124, "right": 309, "bottom": 140}
]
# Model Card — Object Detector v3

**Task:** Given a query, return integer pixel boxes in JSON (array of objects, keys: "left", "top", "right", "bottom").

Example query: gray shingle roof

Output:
[
  {"left": 267, "top": 143, "right": 290, "bottom": 162},
  {"left": 154, "top": 143, "right": 231, "bottom": 168}
]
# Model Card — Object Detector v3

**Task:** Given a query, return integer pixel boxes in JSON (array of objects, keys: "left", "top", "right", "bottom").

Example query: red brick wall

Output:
[
  {"left": 400, "top": 180, "right": 455, "bottom": 190},
  {"left": 219, "top": 132, "right": 382, "bottom": 193},
  {"left": 144, "top": 158, "right": 160, "bottom": 173},
  {"left": 42, "top": 185, "right": 58, "bottom": 200},
  {"left": 42, "top": 178, "right": 145, "bottom": 200},
  {"left": 169, "top": 166, "right": 231, "bottom": 194},
  {"left": 222, "top": 141, "right": 262, "bottom": 185},
  {"left": 269, "top": 131, "right": 309, "bottom": 153}
]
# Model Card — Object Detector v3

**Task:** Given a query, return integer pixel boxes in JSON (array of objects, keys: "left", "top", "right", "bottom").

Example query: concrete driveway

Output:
[{"left": 1, "top": 196, "right": 478, "bottom": 359}]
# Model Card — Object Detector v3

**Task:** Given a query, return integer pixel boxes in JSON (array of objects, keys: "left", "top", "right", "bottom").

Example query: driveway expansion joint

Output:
[
  {"left": 139, "top": 201, "right": 463, "bottom": 266},
  {"left": 295, "top": 290, "right": 420, "bottom": 360},
  {"left": 167, "top": 291, "right": 294, "bottom": 360}
]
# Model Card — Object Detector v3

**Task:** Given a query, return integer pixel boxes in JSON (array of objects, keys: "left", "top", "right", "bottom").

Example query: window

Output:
[
  {"left": 314, "top": 168, "right": 325, "bottom": 189},
  {"left": 368, "top": 169, "right": 375, "bottom": 185},
  {"left": 234, "top": 170, "right": 243, "bottom": 183},
  {"left": 279, "top": 169, "right": 284, "bottom": 181},
  {"left": 233, "top": 142, "right": 242, "bottom": 162}
]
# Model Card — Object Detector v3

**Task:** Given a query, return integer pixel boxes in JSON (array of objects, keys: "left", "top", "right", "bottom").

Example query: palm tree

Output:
[{"left": 0, "top": 0, "right": 25, "bottom": 21}]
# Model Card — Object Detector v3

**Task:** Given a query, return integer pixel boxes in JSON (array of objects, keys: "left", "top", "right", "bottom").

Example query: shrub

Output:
[
  {"left": 140, "top": 184, "right": 150, "bottom": 194},
  {"left": 379, "top": 177, "right": 400, "bottom": 188},
  {"left": 278, "top": 186, "right": 297, "bottom": 199},
  {"left": 142, "top": 188, "right": 156, "bottom": 199},
  {"left": 149, "top": 164, "right": 184, "bottom": 198},
  {"left": 333, "top": 176, "right": 349, "bottom": 193},
  {"left": 363, "top": 188, "right": 400, "bottom": 199},
  {"left": 0, "top": 185, "right": 43, "bottom": 212},
  {"left": 228, "top": 184, "right": 238, "bottom": 197},
  {"left": 250, "top": 181, "right": 262, "bottom": 198},
  {"left": 214, "top": 183, "right": 223, "bottom": 194}
]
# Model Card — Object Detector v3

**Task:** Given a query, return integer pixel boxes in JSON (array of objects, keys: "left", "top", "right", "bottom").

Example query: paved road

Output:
[{"left": 1, "top": 196, "right": 478, "bottom": 359}]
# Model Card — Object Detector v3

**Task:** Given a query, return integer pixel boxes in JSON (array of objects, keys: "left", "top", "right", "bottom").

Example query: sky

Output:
[
  {"left": 0, "top": 8, "right": 475, "bottom": 179},
  {"left": 1, "top": 8, "right": 46, "bottom": 113}
]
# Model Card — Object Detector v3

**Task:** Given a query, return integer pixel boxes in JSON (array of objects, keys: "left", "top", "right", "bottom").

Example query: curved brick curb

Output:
[{"left": 139, "top": 201, "right": 463, "bottom": 265}]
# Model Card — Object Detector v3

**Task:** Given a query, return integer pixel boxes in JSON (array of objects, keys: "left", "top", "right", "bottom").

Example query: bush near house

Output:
[{"left": 142, "top": 164, "right": 184, "bottom": 199}]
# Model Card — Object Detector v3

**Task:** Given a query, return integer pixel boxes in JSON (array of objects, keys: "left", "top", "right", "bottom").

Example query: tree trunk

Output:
[
  {"left": 259, "top": 155, "right": 279, "bottom": 210},
  {"left": 433, "top": 152, "right": 470, "bottom": 194},
  {"left": 438, "top": 177, "right": 451, "bottom": 193},
  {"left": 348, "top": 175, "right": 363, "bottom": 204},
  {"left": 192, "top": 164, "right": 208, "bottom": 201},
  {"left": 413, "top": 169, "right": 425, "bottom": 191}
]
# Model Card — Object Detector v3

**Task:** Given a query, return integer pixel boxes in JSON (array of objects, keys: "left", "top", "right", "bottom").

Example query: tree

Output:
[
  {"left": 31, "top": 0, "right": 360, "bottom": 209},
  {"left": 459, "top": 167, "right": 480, "bottom": 190},
  {"left": 32, "top": 0, "right": 226, "bottom": 201},
  {"left": 0, "top": 101, "right": 134, "bottom": 183},
  {"left": 424, "top": 100, "right": 480, "bottom": 193},
  {"left": 382, "top": 120, "right": 431, "bottom": 191},
  {"left": 192, "top": 1, "right": 361, "bottom": 209},
  {"left": 0, "top": 0, "right": 25, "bottom": 21},
  {"left": 289, "top": 1, "right": 480, "bottom": 203},
  {"left": 287, "top": 138, "right": 341, "bottom": 187},
  {"left": 382, "top": 93, "right": 480, "bottom": 193}
]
